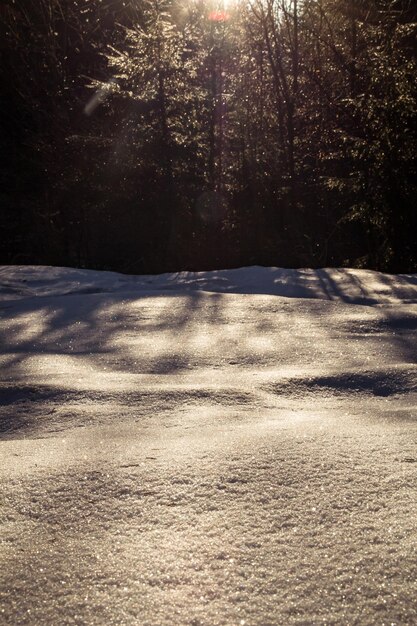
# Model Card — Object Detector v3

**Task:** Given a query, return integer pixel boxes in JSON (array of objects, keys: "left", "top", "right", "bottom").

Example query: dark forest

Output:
[{"left": 1, "top": 0, "right": 416, "bottom": 274}]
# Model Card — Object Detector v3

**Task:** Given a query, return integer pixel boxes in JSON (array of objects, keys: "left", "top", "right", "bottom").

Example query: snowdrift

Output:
[{"left": 1, "top": 264, "right": 417, "bottom": 304}]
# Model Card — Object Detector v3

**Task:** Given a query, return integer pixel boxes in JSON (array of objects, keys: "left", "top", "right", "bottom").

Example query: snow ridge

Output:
[{"left": 1, "top": 264, "right": 417, "bottom": 304}]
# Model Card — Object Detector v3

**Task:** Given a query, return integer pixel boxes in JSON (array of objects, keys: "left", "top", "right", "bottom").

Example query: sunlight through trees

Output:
[{"left": 1, "top": 0, "right": 416, "bottom": 272}]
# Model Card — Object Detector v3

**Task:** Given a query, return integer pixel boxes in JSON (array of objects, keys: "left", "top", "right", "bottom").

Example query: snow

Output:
[
  {"left": 0, "top": 265, "right": 416, "bottom": 625},
  {"left": 1, "top": 264, "right": 417, "bottom": 304}
]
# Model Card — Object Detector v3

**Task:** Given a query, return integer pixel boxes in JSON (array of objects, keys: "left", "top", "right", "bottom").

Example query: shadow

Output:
[
  {"left": 264, "top": 369, "right": 417, "bottom": 398},
  {"left": 169, "top": 266, "right": 417, "bottom": 305},
  {"left": 1, "top": 269, "right": 416, "bottom": 438}
]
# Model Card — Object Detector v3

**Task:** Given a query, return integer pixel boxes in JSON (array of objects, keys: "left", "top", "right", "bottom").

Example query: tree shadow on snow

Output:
[{"left": 0, "top": 282, "right": 416, "bottom": 437}]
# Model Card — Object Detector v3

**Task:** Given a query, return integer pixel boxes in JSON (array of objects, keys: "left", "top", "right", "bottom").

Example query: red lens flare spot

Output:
[{"left": 208, "top": 10, "right": 230, "bottom": 21}]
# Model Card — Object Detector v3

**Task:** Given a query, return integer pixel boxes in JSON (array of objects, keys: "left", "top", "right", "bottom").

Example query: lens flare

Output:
[
  {"left": 84, "top": 79, "right": 117, "bottom": 116},
  {"left": 208, "top": 9, "right": 230, "bottom": 21}
]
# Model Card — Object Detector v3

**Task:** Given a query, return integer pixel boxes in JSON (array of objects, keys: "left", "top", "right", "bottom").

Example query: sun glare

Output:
[
  {"left": 208, "top": 0, "right": 233, "bottom": 21},
  {"left": 208, "top": 9, "right": 229, "bottom": 21}
]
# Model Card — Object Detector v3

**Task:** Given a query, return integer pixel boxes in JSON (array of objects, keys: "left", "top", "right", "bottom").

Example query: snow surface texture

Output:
[{"left": 0, "top": 265, "right": 416, "bottom": 626}]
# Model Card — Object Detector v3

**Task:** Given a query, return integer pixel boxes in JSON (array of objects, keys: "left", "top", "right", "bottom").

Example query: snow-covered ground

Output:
[{"left": 0, "top": 265, "right": 416, "bottom": 625}]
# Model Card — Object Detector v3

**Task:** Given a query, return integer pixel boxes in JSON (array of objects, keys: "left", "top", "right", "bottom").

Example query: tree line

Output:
[{"left": 1, "top": 0, "right": 416, "bottom": 273}]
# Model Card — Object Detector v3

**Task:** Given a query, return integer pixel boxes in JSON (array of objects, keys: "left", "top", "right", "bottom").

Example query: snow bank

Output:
[{"left": 0, "top": 264, "right": 416, "bottom": 304}]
